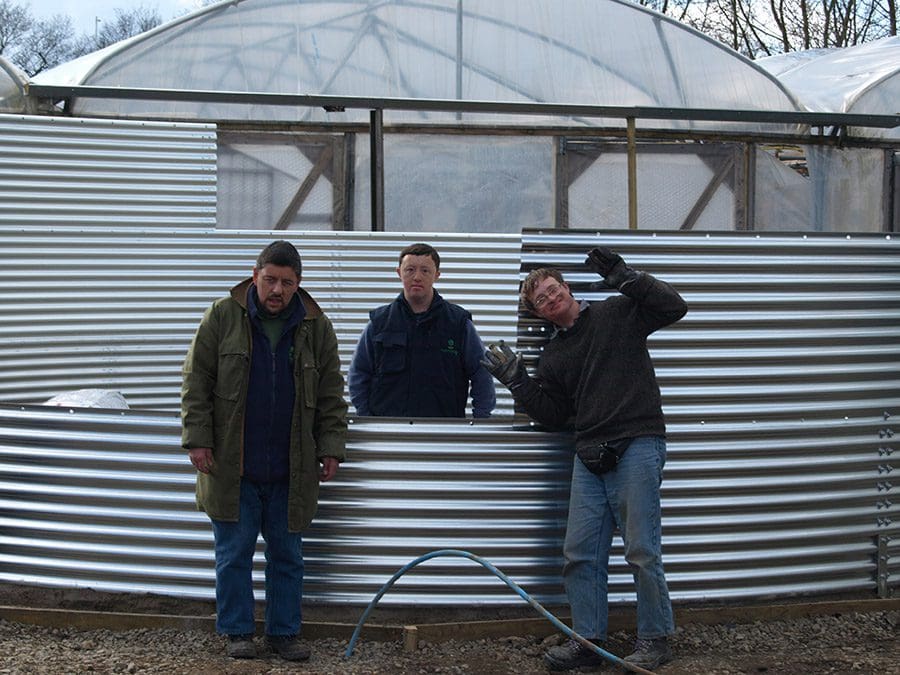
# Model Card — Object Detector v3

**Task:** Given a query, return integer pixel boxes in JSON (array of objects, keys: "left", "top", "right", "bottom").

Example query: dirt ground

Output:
[{"left": 0, "top": 583, "right": 897, "bottom": 674}]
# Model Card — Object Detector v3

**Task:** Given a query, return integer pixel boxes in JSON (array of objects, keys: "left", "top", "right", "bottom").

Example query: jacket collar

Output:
[
  {"left": 397, "top": 289, "right": 445, "bottom": 318},
  {"left": 550, "top": 299, "right": 590, "bottom": 340},
  {"left": 229, "top": 277, "right": 324, "bottom": 319}
]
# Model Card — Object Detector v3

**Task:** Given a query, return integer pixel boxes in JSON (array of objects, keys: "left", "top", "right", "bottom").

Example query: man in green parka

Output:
[{"left": 181, "top": 240, "right": 347, "bottom": 661}]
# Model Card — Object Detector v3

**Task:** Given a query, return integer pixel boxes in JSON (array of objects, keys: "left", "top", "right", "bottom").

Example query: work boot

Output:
[
  {"left": 623, "top": 637, "right": 672, "bottom": 670},
  {"left": 226, "top": 634, "right": 256, "bottom": 659},
  {"left": 267, "top": 634, "right": 311, "bottom": 662},
  {"left": 543, "top": 637, "right": 606, "bottom": 671}
]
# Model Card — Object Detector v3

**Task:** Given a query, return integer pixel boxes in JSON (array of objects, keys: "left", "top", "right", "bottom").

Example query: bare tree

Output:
[
  {"left": 13, "top": 15, "right": 78, "bottom": 76},
  {"left": 93, "top": 5, "right": 163, "bottom": 50},
  {"left": 648, "top": 0, "right": 898, "bottom": 57},
  {"left": 876, "top": 0, "right": 898, "bottom": 33},
  {"left": 0, "top": 0, "right": 31, "bottom": 56},
  {"left": 3, "top": 1, "right": 168, "bottom": 75},
  {"left": 635, "top": 0, "right": 699, "bottom": 22}
]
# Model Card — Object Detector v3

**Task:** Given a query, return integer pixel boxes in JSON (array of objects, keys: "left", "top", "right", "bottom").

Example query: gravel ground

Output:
[{"left": 0, "top": 609, "right": 897, "bottom": 674}]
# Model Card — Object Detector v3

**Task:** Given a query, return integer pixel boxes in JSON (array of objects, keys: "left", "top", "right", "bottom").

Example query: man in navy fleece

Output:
[{"left": 348, "top": 242, "right": 495, "bottom": 418}]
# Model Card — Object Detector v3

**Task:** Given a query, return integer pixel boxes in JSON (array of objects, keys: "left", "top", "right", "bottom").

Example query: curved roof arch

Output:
[
  {"left": 34, "top": 0, "right": 803, "bottom": 131},
  {"left": 755, "top": 48, "right": 837, "bottom": 78},
  {"left": 0, "top": 56, "right": 27, "bottom": 113},
  {"left": 759, "top": 36, "right": 900, "bottom": 139}
]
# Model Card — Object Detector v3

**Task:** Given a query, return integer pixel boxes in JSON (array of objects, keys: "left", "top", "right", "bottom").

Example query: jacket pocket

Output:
[
  {"left": 213, "top": 350, "right": 249, "bottom": 402},
  {"left": 302, "top": 361, "right": 319, "bottom": 408},
  {"left": 375, "top": 331, "right": 407, "bottom": 374}
]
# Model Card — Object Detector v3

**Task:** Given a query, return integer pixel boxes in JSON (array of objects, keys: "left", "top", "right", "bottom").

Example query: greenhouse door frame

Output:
[
  {"left": 217, "top": 130, "right": 353, "bottom": 231},
  {"left": 555, "top": 137, "right": 753, "bottom": 231}
]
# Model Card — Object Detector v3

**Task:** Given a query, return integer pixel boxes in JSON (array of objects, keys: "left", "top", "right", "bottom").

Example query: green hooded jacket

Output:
[{"left": 181, "top": 278, "right": 348, "bottom": 531}]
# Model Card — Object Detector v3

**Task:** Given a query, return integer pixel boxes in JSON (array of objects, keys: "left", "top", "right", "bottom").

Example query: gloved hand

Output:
[
  {"left": 585, "top": 247, "right": 631, "bottom": 289},
  {"left": 480, "top": 341, "right": 528, "bottom": 390}
]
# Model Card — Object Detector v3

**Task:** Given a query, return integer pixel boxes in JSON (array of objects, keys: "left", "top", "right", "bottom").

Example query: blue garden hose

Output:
[{"left": 343, "top": 548, "right": 657, "bottom": 675}]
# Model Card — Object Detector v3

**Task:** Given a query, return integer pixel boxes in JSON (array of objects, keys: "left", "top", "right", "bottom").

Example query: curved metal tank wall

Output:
[
  {"left": 0, "top": 407, "right": 572, "bottom": 604},
  {"left": 0, "top": 227, "right": 521, "bottom": 415},
  {"left": 0, "top": 227, "right": 897, "bottom": 605},
  {"left": 0, "top": 401, "right": 895, "bottom": 605}
]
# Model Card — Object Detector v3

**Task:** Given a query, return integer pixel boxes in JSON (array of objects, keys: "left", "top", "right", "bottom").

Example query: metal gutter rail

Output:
[{"left": 23, "top": 84, "right": 900, "bottom": 130}]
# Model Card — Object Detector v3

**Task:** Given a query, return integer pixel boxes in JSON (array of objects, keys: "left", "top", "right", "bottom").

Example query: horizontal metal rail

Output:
[{"left": 24, "top": 84, "right": 900, "bottom": 130}]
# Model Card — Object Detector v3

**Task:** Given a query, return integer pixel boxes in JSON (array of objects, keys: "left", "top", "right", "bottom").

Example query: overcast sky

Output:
[{"left": 29, "top": 0, "right": 205, "bottom": 37}]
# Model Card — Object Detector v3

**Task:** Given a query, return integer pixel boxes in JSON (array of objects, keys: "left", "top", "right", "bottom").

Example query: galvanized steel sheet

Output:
[
  {"left": 0, "top": 406, "right": 572, "bottom": 604},
  {"left": 0, "top": 114, "right": 216, "bottom": 230},
  {"left": 0, "top": 228, "right": 897, "bottom": 604},
  {"left": 0, "top": 228, "right": 521, "bottom": 415}
]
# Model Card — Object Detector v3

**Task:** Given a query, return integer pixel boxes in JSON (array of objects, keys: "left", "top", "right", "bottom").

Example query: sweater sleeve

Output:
[
  {"left": 347, "top": 323, "right": 375, "bottom": 416},
  {"left": 312, "top": 315, "right": 349, "bottom": 460},
  {"left": 619, "top": 271, "right": 688, "bottom": 334},
  {"left": 507, "top": 361, "right": 574, "bottom": 430},
  {"left": 462, "top": 320, "right": 496, "bottom": 418}
]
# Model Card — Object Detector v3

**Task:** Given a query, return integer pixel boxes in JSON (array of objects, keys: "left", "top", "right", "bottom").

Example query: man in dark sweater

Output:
[{"left": 482, "top": 247, "right": 687, "bottom": 672}]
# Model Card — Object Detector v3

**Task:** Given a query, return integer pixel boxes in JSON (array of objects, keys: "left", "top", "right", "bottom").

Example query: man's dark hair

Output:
[
  {"left": 256, "top": 240, "right": 302, "bottom": 278},
  {"left": 398, "top": 242, "right": 440, "bottom": 270}
]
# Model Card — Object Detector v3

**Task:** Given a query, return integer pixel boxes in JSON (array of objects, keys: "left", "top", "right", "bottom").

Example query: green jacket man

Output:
[{"left": 181, "top": 240, "right": 347, "bottom": 661}]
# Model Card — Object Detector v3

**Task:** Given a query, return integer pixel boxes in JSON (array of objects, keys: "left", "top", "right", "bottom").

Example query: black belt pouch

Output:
[{"left": 576, "top": 438, "right": 632, "bottom": 475}]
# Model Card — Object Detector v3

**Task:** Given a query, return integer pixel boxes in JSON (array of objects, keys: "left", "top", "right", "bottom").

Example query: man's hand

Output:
[
  {"left": 319, "top": 456, "right": 339, "bottom": 482},
  {"left": 189, "top": 447, "right": 214, "bottom": 474},
  {"left": 585, "top": 247, "right": 629, "bottom": 288},
  {"left": 481, "top": 341, "right": 527, "bottom": 389}
]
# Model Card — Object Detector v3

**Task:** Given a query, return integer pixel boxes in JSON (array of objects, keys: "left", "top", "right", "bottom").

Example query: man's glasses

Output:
[{"left": 533, "top": 283, "right": 563, "bottom": 309}]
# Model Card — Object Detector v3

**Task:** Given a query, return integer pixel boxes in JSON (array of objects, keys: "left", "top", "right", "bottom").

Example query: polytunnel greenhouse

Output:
[
  {"left": 759, "top": 36, "right": 900, "bottom": 139},
  {"left": 13, "top": 0, "right": 895, "bottom": 233},
  {"left": 0, "top": 0, "right": 897, "bottom": 609},
  {"left": 757, "top": 37, "right": 900, "bottom": 232}
]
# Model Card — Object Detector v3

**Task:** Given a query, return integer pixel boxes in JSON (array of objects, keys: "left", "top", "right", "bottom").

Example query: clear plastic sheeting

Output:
[
  {"left": 216, "top": 132, "right": 554, "bottom": 232},
  {"left": 352, "top": 135, "right": 554, "bottom": 233},
  {"left": 757, "top": 37, "right": 900, "bottom": 139},
  {"left": 33, "top": 0, "right": 802, "bottom": 132},
  {"left": 568, "top": 147, "right": 737, "bottom": 231},
  {"left": 43, "top": 389, "right": 129, "bottom": 410},
  {"left": 562, "top": 142, "right": 890, "bottom": 232},
  {"left": 806, "top": 147, "right": 887, "bottom": 231},
  {"left": 753, "top": 146, "right": 812, "bottom": 232},
  {"left": 752, "top": 144, "right": 889, "bottom": 233},
  {"left": 217, "top": 135, "right": 337, "bottom": 230},
  {"left": 755, "top": 48, "right": 838, "bottom": 77}
]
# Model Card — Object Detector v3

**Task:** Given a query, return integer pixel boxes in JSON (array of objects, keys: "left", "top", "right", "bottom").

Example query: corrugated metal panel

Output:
[
  {"left": 0, "top": 114, "right": 216, "bottom": 229},
  {"left": 880, "top": 534, "right": 899, "bottom": 598},
  {"left": 0, "top": 228, "right": 521, "bottom": 414},
  {"left": 0, "top": 229, "right": 897, "bottom": 605},
  {"left": 519, "top": 229, "right": 900, "bottom": 601},
  {"left": 0, "top": 406, "right": 894, "bottom": 605},
  {"left": 0, "top": 406, "right": 571, "bottom": 604}
]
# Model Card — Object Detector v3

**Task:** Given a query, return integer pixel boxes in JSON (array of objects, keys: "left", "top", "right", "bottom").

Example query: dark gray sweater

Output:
[{"left": 514, "top": 272, "right": 687, "bottom": 449}]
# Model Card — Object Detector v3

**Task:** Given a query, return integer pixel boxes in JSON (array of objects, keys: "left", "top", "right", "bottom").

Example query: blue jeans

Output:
[
  {"left": 211, "top": 479, "right": 304, "bottom": 637},
  {"left": 563, "top": 435, "right": 674, "bottom": 641}
]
